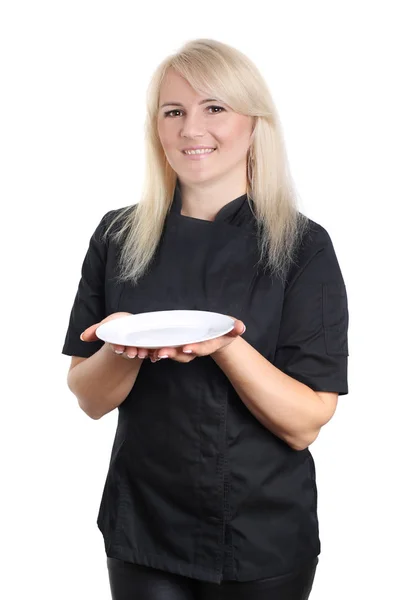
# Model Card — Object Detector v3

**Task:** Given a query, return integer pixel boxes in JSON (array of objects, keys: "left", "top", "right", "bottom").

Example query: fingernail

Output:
[
  {"left": 80, "top": 332, "right": 85, "bottom": 341},
  {"left": 241, "top": 325, "right": 246, "bottom": 334},
  {"left": 182, "top": 350, "right": 193, "bottom": 354},
  {"left": 114, "top": 349, "right": 124, "bottom": 355},
  {"left": 158, "top": 355, "right": 169, "bottom": 359}
]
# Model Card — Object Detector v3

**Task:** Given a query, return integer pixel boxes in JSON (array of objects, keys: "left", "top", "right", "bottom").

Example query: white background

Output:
[{"left": 1, "top": 1, "right": 399, "bottom": 598}]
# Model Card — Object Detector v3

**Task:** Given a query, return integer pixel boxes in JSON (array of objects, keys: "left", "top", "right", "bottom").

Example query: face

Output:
[{"left": 157, "top": 69, "right": 254, "bottom": 185}]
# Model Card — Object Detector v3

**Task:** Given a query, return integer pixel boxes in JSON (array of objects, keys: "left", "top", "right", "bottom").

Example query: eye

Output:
[
  {"left": 207, "top": 105, "right": 225, "bottom": 114},
  {"left": 163, "top": 106, "right": 226, "bottom": 118},
  {"left": 164, "top": 109, "right": 182, "bottom": 118}
]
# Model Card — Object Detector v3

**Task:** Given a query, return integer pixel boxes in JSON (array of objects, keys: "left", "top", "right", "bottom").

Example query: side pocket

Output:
[{"left": 322, "top": 283, "right": 349, "bottom": 356}]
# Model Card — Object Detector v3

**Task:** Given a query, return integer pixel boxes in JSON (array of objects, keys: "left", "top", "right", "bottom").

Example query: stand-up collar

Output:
[{"left": 170, "top": 180, "right": 254, "bottom": 226}]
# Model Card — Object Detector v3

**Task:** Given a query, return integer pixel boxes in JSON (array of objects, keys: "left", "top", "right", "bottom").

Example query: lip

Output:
[
  {"left": 181, "top": 148, "right": 216, "bottom": 161},
  {"left": 181, "top": 146, "right": 216, "bottom": 152}
]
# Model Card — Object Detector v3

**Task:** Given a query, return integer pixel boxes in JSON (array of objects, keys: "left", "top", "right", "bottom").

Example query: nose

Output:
[{"left": 180, "top": 110, "right": 205, "bottom": 139}]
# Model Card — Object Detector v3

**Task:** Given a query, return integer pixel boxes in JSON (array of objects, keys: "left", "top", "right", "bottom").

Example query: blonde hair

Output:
[{"left": 103, "top": 38, "right": 309, "bottom": 285}]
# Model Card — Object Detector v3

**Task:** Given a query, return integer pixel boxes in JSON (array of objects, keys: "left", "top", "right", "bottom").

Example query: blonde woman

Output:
[{"left": 63, "top": 39, "right": 349, "bottom": 600}]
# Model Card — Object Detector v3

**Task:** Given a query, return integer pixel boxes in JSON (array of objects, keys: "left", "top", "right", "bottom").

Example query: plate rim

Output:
[{"left": 95, "top": 310, "right": 235, "bottom": 348}]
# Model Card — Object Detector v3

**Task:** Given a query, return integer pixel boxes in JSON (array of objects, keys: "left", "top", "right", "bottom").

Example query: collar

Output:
[{"left": 170, "top": 180, "right": 254, "bottom": 225}]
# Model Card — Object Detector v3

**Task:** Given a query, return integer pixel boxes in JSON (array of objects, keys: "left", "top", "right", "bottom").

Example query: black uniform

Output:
[{"left": 62, "top": 181, "right": 349, "bottom": 584}]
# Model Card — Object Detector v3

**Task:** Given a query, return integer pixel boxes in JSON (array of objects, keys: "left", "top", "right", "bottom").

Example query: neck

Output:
[{"left": 178, "top": 172, "right": 248, "bottom": 221}]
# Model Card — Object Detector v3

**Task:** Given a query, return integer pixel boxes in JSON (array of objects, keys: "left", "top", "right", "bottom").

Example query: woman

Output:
[{"left": 62, "top": 38, "right": 349, "bottom": 600}]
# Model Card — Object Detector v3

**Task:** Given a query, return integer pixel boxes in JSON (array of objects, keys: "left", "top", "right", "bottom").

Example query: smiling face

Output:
[{"left": 157, "top": 68, "right": 254, "bottom": 186}]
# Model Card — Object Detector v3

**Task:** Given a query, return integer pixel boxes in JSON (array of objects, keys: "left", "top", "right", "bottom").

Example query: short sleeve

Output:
[
  {"left": 273, "top": 223, "right": 349, "bottom": 395},
  {"left": 61, "top": 212, "right": 112, "bottom": 358}
]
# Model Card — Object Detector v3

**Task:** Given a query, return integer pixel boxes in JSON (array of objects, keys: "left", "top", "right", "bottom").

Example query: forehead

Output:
[{"left": 159, "top": 69, "right": 209, "bottom": 102}]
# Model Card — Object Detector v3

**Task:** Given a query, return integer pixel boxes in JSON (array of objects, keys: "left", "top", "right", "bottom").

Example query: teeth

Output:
[{"left": 184, "top": 148, "right": 215, "bottom": 155}]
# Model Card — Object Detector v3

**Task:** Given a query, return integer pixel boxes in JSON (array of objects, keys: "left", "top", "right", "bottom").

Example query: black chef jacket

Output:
[{"left": 62, "top": 181, "right": 349, "bottom": 583}]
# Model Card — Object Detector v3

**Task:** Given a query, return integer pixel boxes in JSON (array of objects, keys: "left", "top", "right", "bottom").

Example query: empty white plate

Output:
[{"left": 95, "top": 310, "right": 236, "bottom": 349}]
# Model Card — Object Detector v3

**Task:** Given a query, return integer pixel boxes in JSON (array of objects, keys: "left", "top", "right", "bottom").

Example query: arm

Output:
[
  {"left": 212, "top": 338, "right": 338, "bottom": 451},
  {"left": 213, "top": 222, "right": 348, "bottom": 451},
  {"left": 67, "top": 346, "right": 144, "bottom": 420},
  {"left": 62, "top": 208, "right": 143, "bottom": 419}
]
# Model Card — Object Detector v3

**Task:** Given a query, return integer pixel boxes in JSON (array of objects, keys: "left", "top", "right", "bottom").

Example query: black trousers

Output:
[{"left": 107, "top": 556, "right": 318, "bottom": 600}]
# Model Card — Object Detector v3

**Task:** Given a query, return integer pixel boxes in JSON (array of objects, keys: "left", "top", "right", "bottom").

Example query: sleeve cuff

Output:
[
  {"left": 62, "top": 339, "right": 105, "bottom": 358},
  {"left": 285, "top": 372, "right": 349, "bottom": 396}
]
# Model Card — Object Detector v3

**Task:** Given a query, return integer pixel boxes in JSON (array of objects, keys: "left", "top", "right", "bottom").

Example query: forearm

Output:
[
  {"left": 67, "top": 343, "right": 144, "bottom": 419},
  {"left": 212, "top": 337, "right": 330, "bottom": 450}
]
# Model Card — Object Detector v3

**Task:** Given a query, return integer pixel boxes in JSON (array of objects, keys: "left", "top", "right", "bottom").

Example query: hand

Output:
[
  {"left": 144, "top": 318, "right": 246, "bottom": 364},
  {"left": 80, "top": 312, "right": 139, "bottom": 360},
  {"left": 80, "top": 313, "right": 246, "bottom": 363}
]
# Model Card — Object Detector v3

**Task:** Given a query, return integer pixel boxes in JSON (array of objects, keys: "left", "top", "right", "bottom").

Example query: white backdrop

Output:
[{"left": 1, "top": 1, "right": 399, "bottom": 598}]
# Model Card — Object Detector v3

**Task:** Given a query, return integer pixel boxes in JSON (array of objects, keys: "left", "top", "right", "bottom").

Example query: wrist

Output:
[{"left": 211, "top": 337, "right": 238, "bottom": 360}]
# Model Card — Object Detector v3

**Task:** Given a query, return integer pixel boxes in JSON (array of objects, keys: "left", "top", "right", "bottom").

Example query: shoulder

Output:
[
  {"left": 285, "top": 215, "right": 343, "bottom": 289},
  {"left": 93, "top": 204, "right": 137, "bottom": 241},
  {"left": 299, "top": 215, "right": 334, "bottom": 253},
  {"left": 102, "top": 203, "right": 136, "bottom": 228}
]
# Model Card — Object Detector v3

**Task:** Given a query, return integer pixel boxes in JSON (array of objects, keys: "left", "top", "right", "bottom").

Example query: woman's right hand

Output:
[{"left": 80, "top": 312, "right": 139, "bottom": 360}]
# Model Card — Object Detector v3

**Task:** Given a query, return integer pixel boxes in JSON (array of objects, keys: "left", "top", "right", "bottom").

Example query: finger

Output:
[
  {"left": 226, "top": 317, "right": 246, "bottom": 336},
  {"left": 175, "top": 351, "right": 196, "bottom": 363},
  {"left": 124, "top": 346, "right": 138, "bottom": 359},
  {"left": 230, "top": 320, "right": 246, "bottom": 336},
  {"left": 150, "top": 350, "right": 161, "bottom": 362},
  {"left": 150, "top": 351, "right": 159, "bottom": 363},
  {"left": 238, "top": 321, "right": 246, "bottom": 334},
  {"left": 81, "top": 313, "right": 134, "bottom": 342},
  {"left": 157, "top": 347, "right": 178, "bottom": 361},
  {"left": 137, "top": 347, "right": 150, "bottom": 359},
  {"left": 111, "top": 344, "right": 126, "bottom": 355},
  {"left": 80, "top": 324, "right": 100, "bottom": 342},
  {"left": 181, "top": 340, "right": 219, "bottom": 355}
]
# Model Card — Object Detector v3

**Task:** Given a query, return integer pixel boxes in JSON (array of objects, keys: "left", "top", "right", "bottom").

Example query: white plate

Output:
[{"left": 95, "top": 310, "right": 236, "bottom": 349}]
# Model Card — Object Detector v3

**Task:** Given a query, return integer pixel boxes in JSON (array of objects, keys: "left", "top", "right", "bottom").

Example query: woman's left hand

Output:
[{"left": 140, "top": 319, "right": 246, "bottom": 363}]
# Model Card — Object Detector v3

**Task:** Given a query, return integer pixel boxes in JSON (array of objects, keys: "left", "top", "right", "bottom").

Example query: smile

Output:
[{"left": 183, "top": 148, "right": 216, "bottom": 155}]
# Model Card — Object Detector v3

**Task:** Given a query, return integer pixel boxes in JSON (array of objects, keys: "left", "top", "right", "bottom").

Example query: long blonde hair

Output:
[{"left": 103, "top": 38, "right": 309, "bottom": 285}]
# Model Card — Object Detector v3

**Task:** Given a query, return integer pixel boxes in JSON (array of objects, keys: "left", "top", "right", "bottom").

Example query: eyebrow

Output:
[{"left": 159, "top": 98, "right": 219, "bottom": 109}]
